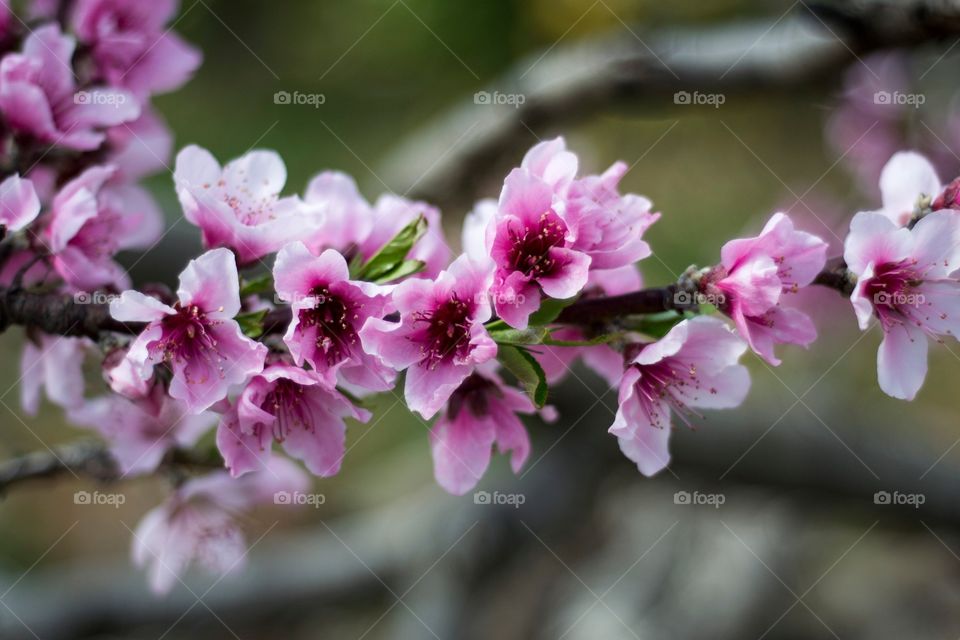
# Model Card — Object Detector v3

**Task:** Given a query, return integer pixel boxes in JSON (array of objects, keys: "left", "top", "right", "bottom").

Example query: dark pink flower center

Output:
[
  {"left": 447, "top": 374, "right": 498, "bottom": 419},
  {"left": 297, "top": 286, "right": 358, "bottom": 365},
  {"left": 259, "top": 379, "right": 314, "bottom": 443},
  {"left": 154, "top": 304, "right": 225, "bottom": 382},
  {"left": 413, "top": 295, "right": 472, "bottom": 368},
  {"left": 932, "top": 177, "right": 960, "bottom": 211},
  {"left": 504, "top": 211, "right": 567, "bottom": 278},
  {"left": 865, "top": 259, "right": 926, "bottom": 328}
]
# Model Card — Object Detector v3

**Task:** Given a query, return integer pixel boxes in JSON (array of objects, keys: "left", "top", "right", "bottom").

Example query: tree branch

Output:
[{"left": 381, "top": 0, "right": 960, "bottom": 210}]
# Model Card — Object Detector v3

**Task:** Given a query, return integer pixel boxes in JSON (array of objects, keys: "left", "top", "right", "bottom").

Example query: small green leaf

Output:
[
  {"left": 240, "top": 273, "right": 273, "bottom": 297},
  {"left": 489, "top": 326, "right": 550, "bottom": 346},
  {"left": 542, "top": 331, "right": 622, "bottom": 347},
  {"left": 356, "top": 215, "right": 428, "bottom": 281},
  {"left": 634, "top": 311, "right": 684, "bottom": 339},
  {"left": 527, "top": 296, "right": 576, "bottom": 326},
  {"left": 236, "top": 309, "right": 268, "bottom": 339},
  {"left": 497, "top": 345, "right": 548, "bottom": 408},
  {"left": 372, "top": 259, "right": 426, "bottom": 284}
]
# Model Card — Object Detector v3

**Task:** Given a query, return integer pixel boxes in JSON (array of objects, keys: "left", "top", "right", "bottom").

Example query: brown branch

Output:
[{"left": 0, "top": 260, "right": 854, "bottom": 340}]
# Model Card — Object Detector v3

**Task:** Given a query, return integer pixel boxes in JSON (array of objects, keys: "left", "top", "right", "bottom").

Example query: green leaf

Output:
[
  {"left": 240, "top": 273, "right": 273, "bottom": 297},
  {"left": 634, "top": 311, "right": 684, "bottom": 339},
  {"left": 497, "top": 345, "right": 548, "bottom": 408},
  {"left": 489, "top": 326, "right": 550, "bottom": 346},
  {"left": 372, "top": 259, "right": 425, "bottom": 284},
  {"left": 542, "top": 331, "right": 622, "bottom": 347},
  {"left": 527, "top": 296, "right": 576, "bottom": 326},
  {"left": 236, "top": 309, "right": 268, "bottom": 339},
  {"left": 355, "top": 214, "right": 427, "bottom": 281}
]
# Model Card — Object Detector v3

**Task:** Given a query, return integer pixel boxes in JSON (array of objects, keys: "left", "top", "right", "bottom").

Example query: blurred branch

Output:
[
  {"left": 383, "top": 0, "right": 960, "bottom": 210},
  {"left": 0, "top": 440, "right": 221, "bottom": 494}
]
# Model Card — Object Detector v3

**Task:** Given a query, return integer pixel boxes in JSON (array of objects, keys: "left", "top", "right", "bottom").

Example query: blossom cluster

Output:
[{"left": 2, "top": 3, "right": 959, "bottom": 595}]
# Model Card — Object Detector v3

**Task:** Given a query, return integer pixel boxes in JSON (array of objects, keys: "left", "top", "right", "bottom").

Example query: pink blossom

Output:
[
  {"left": 359, "top": 254, "right": 497, "bottom": 419},
  {"left": 488, "top": 168, "right": 591, "bottom": 329},
  {"left": 866, "top": 152, "right": 943, "bottom": 226},
  {"left": 932, "top": 176, "right": 960, "bottom": 212},
  {"left": 45, "top": 165, "right": 163, "bottom": 291},
  {"left": 843, "top": 210, "right": 960, "bottom": 400},
  {"left": 106, "top": 108, "right": 173, "bottom": 182},
  {"left": 273, "top": 241, "right": 394, "bottom": 392},
  {"left": 110, "top": 248, "right": 268, "bottom": 413},
  {"left": 20, "top": 333, "right": 90, "bottom": 415},
  {"left": 102, "top": 344, "right": 152, "bottom": 398},
  {"left": 68, "top": 383, "right": 214, "bottom": 476},
  {"left": 216, "top": 360, "right": 370, "bottom": 477},
  {"left": 132, "top": 457, "right": 308, "bottom": 595},
  {"left": 610, "top": 317, "right": 750, "bottom": 476},
  {"left": 72, "top": 0, "right": 201, "bottom": 99},
  {"left": 174, "top": 145, "right": 311, "bottom": 265},
  {"left": 0, "top": 24, "right": 139, "bottom": 150},
  {"left": 430, "top": 371, "right": 533, "bottom": 495},
  {"left": 302, "top": 171, "right": 374, "bottom": 254},
  {"left": 703, "top": 213, "right": 828, "bottom": 365},
  {"left": 0, "top": 174, "right": 40, "bottom": 233},
  {"left": 521, "top": 137, "right": 579, "bottom": 194}
]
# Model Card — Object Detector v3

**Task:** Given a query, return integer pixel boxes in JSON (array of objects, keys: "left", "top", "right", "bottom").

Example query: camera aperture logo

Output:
[
  {"left": 873, "top": 490, "right": 925, "bottom": 508},
  {"left": 274, "top": 490, "right": 326, "bottom": 508},
  {"left": 674, "top": 90, "right": 725, "bottom": 108},
  {"left": 474, "top": 490, "right": 525, "bottom": 508},
  {"left": 274, "top": 90, "right": 326, "bottom": 108},
  {"left": 474, "top": 90, "right": 525, "bottom": 109},
  {"left": 674, "top": 490, "right": 725, "bottom": 509},
  {"left": 873, "top": 91, "right": 925, "bottom": 108},
  {"left": 74, "top": 490, "right": 126, "bottom": 508}
]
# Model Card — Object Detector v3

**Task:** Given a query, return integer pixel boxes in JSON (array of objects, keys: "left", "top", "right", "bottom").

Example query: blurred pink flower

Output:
[
  {"left": 20, "top": 333, "right": 90, "bottom": 415},
  {"left": 844, "top": 210, "right": 960, "bottom": 400},
  {"left": 69, "top": 382, "right": 214, "bottom": 476},
  {"left": 110, "top": 248, "right": 267, "bottom": 413},
  {"left": 216, "top": 360, "right": 370, "bottom": 478},
  {"left": 72, "top": 0, "right": 201, "bottom": 99},
  {"left": 610, "top": 317, "right": 750, "bottom": 476},
  {"left": 360, "top": 254, "right": 497, "bottom": 419},
  {"left": 0, "top": 173, "right": 40, "bottom": 232},
  {"left": 0, "top": 24, "right": 139, "bottom": 150},
  {"left": 132, "top": 457, "right": 308, "bottom": 595},
  {"left": 45, "top": 165, "right": 163, "bottom": 291}
]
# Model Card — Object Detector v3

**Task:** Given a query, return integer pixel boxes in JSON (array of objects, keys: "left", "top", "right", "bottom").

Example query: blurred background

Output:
[{"left": 2, "top": 1, "right": 960, "bottom": 638}]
